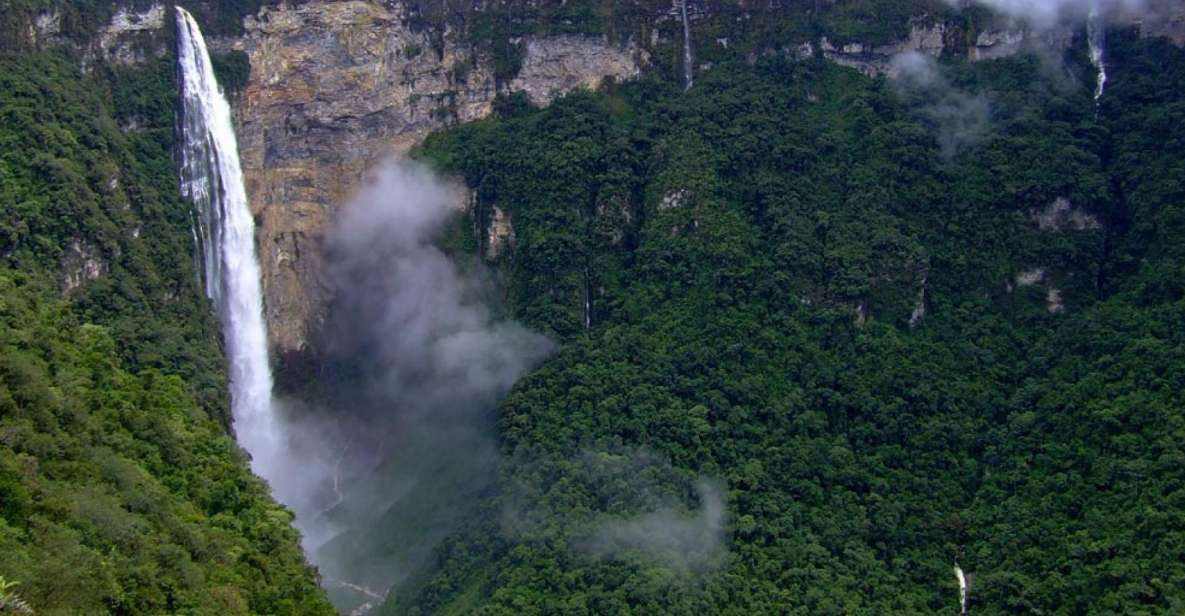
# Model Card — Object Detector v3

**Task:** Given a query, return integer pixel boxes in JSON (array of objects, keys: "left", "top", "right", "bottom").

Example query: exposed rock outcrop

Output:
[
  {"left": 814, "top": 20, "right": 948, "bottom": 76},
  {"left": 96, "top": 3, "right": 167, "bottom": 66},
  {"left": 968, "top": 25, "right": 1074, "bottom": 62},
  {"left": 486, "top": 206, "right": 515, "bottom": 260},
  {"left": 511, "top": 35, "right": 641, "bottom": 106},
  {"left": 1013, "top": 267, "right": 1064, "bottom": 314},
  {"left": 1033, "top": 197, "right": 1102, "bottom": 231},
  {"left": 30, "top": 11, "right": 64, "bottom": 47},
  {"left": 28, "top": 3, "right": 169, "bottom": 69},
  {"left": 61, "top": 239, "right": 106, "bottom": 295},
  {"left": 230, "top": 0, "right": 642, "bottom": 357}
]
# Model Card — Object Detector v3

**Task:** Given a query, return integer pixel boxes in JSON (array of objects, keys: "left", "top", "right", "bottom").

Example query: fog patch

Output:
[
  {"left": 945, "top": 0, "right": 1146, "bottom": 28},
  {"left": 503, "top": 447, "right": 729, "bottom": 576},
  {"left": 890, "top": 51, "right": 993, "bottom": 158},
  {"left": 581, "top": 480, "right": 727, "bottom": 573},
  {"left": 321, "top": 160, "right": 553, "bottom": 414},
  {"left": 277, "top": 159, "right": 554, "bottom": 611}
]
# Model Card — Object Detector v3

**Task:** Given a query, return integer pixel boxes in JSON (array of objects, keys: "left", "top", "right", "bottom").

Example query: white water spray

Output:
[
  {"left": 955, "top": 562, "right": 968, "bottom": 615},
  {"left": 1088, "top": 1, "right": 1107, "bottom": 103},
  {"left": 176, "top": 7, "right": 283, "bottom": 484},
  {"left": 679, "top": 0, "right": 694, "bottom": 91}
]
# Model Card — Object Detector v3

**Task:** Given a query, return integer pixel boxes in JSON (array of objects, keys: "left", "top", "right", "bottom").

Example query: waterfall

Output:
[
  {"left": 955, "top": 563, "right": 968, "bottom": 615},
  {"left": 176, "top": 7, "right": 282, "bottom": 482},
  {"left": 679, "top": 0, "right": 693, "bottom": 91},
  {"left": 583, "top": 264, "right": 592, "bottom": 330},
  {"left": 1088, "top": 2, "right": 1107, "bottom": 104}
]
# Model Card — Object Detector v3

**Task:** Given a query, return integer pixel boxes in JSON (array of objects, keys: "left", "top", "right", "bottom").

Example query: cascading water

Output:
[
  {"left": 1088, "top": 2, "right": 1107, "bottom": 104},
  {"left": 176, "top": 7, "right": 282, "bottom": 484},
  {"left": 679, "top": 0, "right": 694, "bottom": 91},
  {"left": 954, "top": 562, "right": 968, "bottom": 615}
]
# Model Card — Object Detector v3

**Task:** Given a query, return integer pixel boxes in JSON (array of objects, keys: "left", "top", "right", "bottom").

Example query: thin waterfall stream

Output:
[
  {"left": 1088, "top": 1, "right": 1107, "bottom": 104},
  {"left": 679, "top": 0, "right": 693, "bottom": 90}
]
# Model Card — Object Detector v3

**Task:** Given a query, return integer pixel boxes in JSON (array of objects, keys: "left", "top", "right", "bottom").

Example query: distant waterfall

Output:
[
  {"left": 583, "top": 264, "right": 592, "bottom": 330},
  {"left": 679, "top": 0, "right": 693, "bottom": 91},
  {"left": 1088, "top": 2, "right": 1107, "bottom": 104},
  {"left": 176, "top": 7, "right": 281, "bottom": 481},
  {"left": 955, "top": 563, "right": 968, "bottom": 615}
]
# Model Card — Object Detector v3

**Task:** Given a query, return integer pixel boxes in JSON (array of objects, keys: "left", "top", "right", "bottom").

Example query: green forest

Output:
[
  {"left": 0, "top": 50, "right": 332, "bottom": 615},
  {"left": 390, "top": 30, "right": 1185, "bottom": 615}
]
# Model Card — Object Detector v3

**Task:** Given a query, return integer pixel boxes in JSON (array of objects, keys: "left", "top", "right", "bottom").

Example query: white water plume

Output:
[
  {"left": 175, "top": 7, "right": 287, "bottom": 496},
  {"left": 178, "top": 11, "right": 552, "bottom": 614}
]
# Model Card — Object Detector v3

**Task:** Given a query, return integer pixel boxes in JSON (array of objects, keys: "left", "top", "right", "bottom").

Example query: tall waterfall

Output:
[
  {"left": 176, "top": 7, "right": 281, "bottom": 482},
  {"left": 679, "top": 0, "right": 694, "bottom": 91},
  {"left": 1088, "top": 2, "right": 1107, "bottom": 103}
]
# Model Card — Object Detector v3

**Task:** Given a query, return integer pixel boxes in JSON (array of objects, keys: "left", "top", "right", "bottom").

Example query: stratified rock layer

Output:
[{"left": 229, "top": 1, "right": 641, "bottom": 357}]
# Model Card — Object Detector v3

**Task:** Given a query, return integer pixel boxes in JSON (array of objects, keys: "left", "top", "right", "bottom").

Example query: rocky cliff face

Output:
[
  {"left": 28, "top": 2, "right": 170, "bottom": 68},
  {"left": 224, "top": 1, "right": 642, "bottom": 361}
]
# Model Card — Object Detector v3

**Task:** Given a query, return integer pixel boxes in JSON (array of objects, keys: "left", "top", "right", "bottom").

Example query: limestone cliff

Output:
[
  {"left": 27, "top": 2, "right": 170, "bottom": 68},
  {"left": 226, "top": 1, "right": 642, "bottom": 362}
]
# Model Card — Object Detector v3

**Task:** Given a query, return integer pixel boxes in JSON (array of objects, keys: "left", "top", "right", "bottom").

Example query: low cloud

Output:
[
  {"left": 945, "top": 0, "right": 1147, "bottom": 27},
  {"left": 502, "top": 447, "right": 729, "bottom": 575},
  {"left": 323, "top": 160, "right": 554, "bottom": 416},
  {"left": 581, "top": 480, "right": 728, "bottom": 573},
  {"left": 272, "top": 159, "right": 554, "bottom": 606},
  {"left": 890, "top": 51, "right": 992, "bottom": 159}
]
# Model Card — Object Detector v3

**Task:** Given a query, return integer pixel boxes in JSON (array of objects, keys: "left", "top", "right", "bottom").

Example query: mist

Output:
[
  {"left": 502, "top": 447, "right": 730, "bottom": 576},
  {"left": 582, "top": 480, "right": 728, "bottom": 573},
  {"left": 945, "top": 0, "right": 1147, "bottom": 27},
  {"left": 890, "top": 51, "right": 992, "bottom": 159},
  {"left": 274, "top": 159, "right": 554, "bottom": 610}
]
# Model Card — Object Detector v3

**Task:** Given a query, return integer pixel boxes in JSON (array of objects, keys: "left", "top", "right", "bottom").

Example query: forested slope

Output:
[
  {"left": 391, "top": 30, "right": 1185, "bottom": 614},
  {"left": 0, "top": 50, "right": 332, "bottom": 615}
]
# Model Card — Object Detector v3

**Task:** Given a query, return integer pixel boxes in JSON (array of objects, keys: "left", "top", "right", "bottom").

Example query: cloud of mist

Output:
[
  {"left": 890, "top": 51, "right": 992, "bottom": 159},
  {"left": 945, "top": 0, "right": 1147, "bottom": 27},
  {"left": 582, "top": 480, "right": 728, "bottom": 573},
  {"left": 271, "top": 159, "right": 553, "bottom": 609},
  {"left": 502, "top": 447, "right": 729, "bottom": 575},
  {"left": 322, "top": 160, "right": 554, "bottom": 414}
]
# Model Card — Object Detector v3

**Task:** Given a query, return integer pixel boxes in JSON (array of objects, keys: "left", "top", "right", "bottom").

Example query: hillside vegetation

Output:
[
  {"left": 392, "top": 30, "right": 1185, "bottom": 615},
  {"left": 0, "top": 51, "right": 332, "bottom": 615}
]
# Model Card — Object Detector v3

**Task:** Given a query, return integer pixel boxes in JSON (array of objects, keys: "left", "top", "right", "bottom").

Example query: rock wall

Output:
[
  {"left": 226, "top": 1, "right": 642, "bottom": 361},
  {"left": 28, "top": 2, "right": 170, "bottom": 68},
  {"left": 809, "top": 19, "right": 948, "bottom": 77}
]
